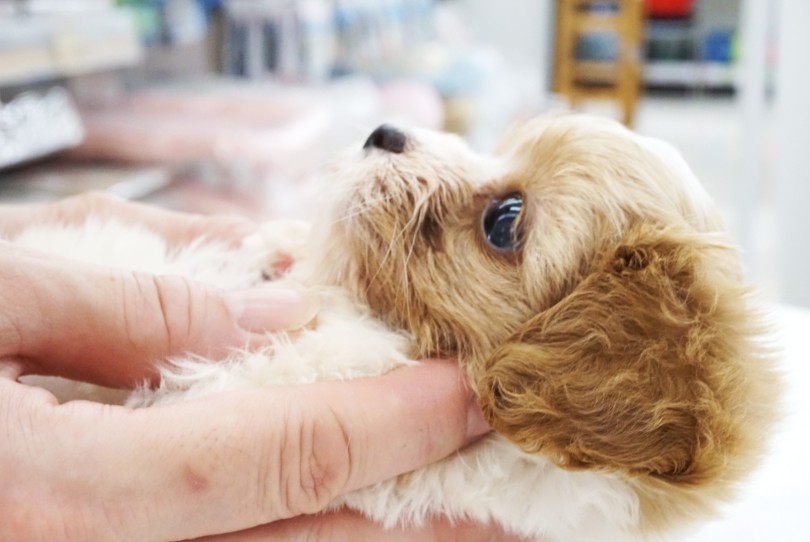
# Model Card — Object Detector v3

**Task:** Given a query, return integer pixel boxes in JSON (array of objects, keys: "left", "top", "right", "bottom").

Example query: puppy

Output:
[{"left": 13, "top": 114, "right": 778, "bottom": 541}]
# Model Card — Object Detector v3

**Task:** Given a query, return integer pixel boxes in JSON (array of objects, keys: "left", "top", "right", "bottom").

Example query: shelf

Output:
[
  {"left": 0, "top": 8, "right": 143, "bottom": 88},
  {"left": 643, "top": 60, "right": 737, "bottom": 88},
  {"left": 574, "top": 60, "right": 619, "bottom": 84},
  {"left": 573, "top": 12, "right": 626, "bottom": 33},
  {"left": 0, "top": 159, "right": 172, "bottom": 203}
]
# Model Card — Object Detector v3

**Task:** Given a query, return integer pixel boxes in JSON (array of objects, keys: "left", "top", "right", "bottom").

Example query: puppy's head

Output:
[{"left": 316, "top": 115, "right": 778, "bottom": 533}]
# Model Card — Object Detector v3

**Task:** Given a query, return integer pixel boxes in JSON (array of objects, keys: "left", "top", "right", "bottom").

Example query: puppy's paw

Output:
[{"left": 242, "top": 219, "right": 311, "bottom": 281}]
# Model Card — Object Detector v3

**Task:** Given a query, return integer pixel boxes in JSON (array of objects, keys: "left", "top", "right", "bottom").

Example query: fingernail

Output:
[
  {"left": 0, "top": 361, "right": 24, "bottom": 381},
  {"left": 467, "top": 399, "right": 491, "bottom": 439},
  {"left": 224, "top": 287, "right": 318, "bottom": 332}
]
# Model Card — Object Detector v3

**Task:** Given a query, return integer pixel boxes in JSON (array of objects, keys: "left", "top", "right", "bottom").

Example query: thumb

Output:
[{"left": 0, "top": 243, "right": 314, "bottom": 388}]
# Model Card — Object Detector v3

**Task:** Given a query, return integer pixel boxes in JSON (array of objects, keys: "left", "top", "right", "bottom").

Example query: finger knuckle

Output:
[
  {"left": 280, "top": 406, "right": 352, "bottom": 516},
  {"left": 133, "top": 272, "right": 194, "bottom": 352}
]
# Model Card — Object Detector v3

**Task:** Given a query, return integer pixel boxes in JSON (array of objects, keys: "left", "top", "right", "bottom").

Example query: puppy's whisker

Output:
[
  {"left": 389, "top": 204, "right": 428, "bottom": 312},
  {"left": 382, "top": 203, "right": 421, "bottom": 269},
  {"left": 366, "top": 220, "right": 405, "bottom": 293},
  {"left": 365, "top": 192, "right": 423, "bottom": 299},
  {"left": 328, "top": 192, "right": 399, "bottom": 225},
  {"left": 336, "top": 204, "right": 377, "bottom": 223},
  {"left": 399, "top": 223, "right": 421, "bottom": 308},
  {"left": 400, "top": 204, "right": 428, "bottom": 278}
]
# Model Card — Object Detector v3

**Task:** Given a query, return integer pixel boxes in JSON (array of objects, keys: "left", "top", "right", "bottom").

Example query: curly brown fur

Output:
[{"left": 479, "top": 223, "right": 776, "bottom": 532}]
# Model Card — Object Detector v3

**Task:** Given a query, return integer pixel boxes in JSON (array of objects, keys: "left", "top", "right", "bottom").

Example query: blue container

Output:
[
  {"left": 702, "top": 30, "right": 734, "bottom": 63},
  {"left": 576, "top": 32, "right": 619, "bottom": 61}
]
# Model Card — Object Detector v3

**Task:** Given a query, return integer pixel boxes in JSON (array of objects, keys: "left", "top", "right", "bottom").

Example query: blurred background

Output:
[{"left": 0, "top": 0, "right": 807, "bottom": 307}]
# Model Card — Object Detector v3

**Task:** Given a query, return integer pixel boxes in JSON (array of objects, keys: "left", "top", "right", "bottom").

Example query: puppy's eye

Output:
[{"left": 482, "top": 194, "right": 523, "bottom": 251}]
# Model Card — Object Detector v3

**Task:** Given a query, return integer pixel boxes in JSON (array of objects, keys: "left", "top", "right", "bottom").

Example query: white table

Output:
[{"left": 689, "top": 305, "right": 810, "bottom": 541}]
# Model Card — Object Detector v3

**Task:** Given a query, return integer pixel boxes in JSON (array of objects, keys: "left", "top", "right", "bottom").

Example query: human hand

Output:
[
  {"left": 0, "top": 239, "right": 312, "bottom": 388},
  {"left": 0, "top": 195, "right": 312, "bottom": 388},
  {"left": 0, "top": 191, "right": 256, "bottom": 248},
  {"left": 0, "top": 359, "right": 493, "bottom": 541}
]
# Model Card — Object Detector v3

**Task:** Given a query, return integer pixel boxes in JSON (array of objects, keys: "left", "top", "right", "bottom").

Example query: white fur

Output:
[{"left": 599, "top": 118, "right": 716, "bottom": 229}]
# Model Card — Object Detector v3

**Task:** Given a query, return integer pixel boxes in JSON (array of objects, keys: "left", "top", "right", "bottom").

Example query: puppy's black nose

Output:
[{"left": 363, "top": 124, "right": 407, "bottom": 153}]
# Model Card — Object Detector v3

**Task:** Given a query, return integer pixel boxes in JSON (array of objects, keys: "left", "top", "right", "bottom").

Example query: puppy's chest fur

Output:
[{"left": 14, "top": 218, "right": 649, "bottom": 542}]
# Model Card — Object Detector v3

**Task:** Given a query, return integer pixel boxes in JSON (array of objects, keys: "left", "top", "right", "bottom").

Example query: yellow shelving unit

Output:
[{"left": 553, "top": 0, "right": 644, "bottom": 126}]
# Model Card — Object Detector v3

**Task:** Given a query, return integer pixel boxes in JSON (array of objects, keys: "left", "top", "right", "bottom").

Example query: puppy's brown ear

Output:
[{"left": 478, "top": 224, "right": 766, "bottom": 486}]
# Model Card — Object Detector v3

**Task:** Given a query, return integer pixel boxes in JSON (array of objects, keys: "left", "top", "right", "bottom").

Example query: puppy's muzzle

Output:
[{"left": 364, "top": 124, "right": 407, "bottom": 154}]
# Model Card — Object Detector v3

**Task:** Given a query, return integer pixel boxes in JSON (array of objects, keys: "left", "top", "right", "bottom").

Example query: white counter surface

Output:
[{"left": 689, "top": 305, "right": 810, "bottom": 541}]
